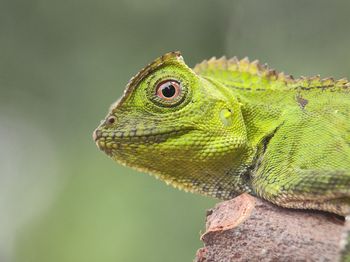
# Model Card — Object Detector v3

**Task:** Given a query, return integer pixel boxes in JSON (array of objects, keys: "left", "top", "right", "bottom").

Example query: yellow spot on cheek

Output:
[{"left": 219, "top": 108, "right": 233, "bottom": 127}]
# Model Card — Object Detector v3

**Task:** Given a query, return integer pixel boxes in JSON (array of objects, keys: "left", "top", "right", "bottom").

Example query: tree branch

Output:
[{"left": 195, "top": 194, "right": 347, "bottom": 261}]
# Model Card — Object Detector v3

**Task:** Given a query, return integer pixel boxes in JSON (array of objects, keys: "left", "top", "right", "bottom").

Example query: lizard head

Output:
[{"left": 93, "top": 52, "right": 252, "bottom": 199}]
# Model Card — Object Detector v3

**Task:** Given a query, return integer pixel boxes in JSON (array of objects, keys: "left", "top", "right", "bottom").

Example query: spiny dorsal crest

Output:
[{"left": 194, "top": 56, "right": 350, "bottom": 91}]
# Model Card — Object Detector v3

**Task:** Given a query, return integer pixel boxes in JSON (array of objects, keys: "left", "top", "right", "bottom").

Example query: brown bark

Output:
[{"left": 195, "top": 194, "right": 347, "bottom": 262}]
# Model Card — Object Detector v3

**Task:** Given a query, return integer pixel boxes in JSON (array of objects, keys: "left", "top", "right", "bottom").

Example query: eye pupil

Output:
[{"left": 162, "top": 84, "right": 176, "bottom": 98}]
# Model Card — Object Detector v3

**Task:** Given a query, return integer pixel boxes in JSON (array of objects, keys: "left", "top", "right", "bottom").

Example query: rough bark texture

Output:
[{"left": 194, "top": 194, "right": 348, "bottom": 262}]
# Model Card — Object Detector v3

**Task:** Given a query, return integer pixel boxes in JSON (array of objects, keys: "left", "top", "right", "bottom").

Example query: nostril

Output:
[{"left": 107, "top": 116, "right": 116, "bottom": 124}]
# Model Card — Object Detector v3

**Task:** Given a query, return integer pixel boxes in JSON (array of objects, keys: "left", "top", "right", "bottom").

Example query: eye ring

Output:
[
  {"left": 147, "top": 75, "right": 189, "bottom": 108},
  {"left": 156, "top": 80, "right": 181, "bottom": 100}
]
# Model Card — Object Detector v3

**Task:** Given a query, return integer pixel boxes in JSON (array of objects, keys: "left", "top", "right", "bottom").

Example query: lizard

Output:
[{"left": 93, "top": 51, "right": 350, "bottom": 217}]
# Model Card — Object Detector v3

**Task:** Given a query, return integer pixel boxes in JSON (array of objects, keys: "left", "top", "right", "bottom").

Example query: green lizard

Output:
[{"left": 93, "top": 51, "right": 350, "bottom": 216}]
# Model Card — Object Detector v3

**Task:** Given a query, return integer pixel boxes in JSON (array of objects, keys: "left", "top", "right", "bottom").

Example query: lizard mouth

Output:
[{"left": 93, "top": 127, "right": 193, "bottom": 156}]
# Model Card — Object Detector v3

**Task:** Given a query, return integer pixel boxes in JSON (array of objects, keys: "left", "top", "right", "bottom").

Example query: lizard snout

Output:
[{"left": 92, "top": 129, "right": 101, "bottom": 141}]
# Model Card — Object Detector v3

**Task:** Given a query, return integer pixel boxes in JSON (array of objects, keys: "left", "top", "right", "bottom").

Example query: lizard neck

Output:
[
  {"left": 239, "top": 97, "right": 285, "bottom": 149},
  {"left": 222, "top": 84, "right": 288, "bottom": 195},
  {"left": 199, "top": 77, "right": 285, "bottom": 198}
]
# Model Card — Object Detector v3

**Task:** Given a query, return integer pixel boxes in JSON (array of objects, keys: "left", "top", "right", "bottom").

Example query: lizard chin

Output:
[{"left": 93, "top": 125, "right": 253, "bottom": 200}]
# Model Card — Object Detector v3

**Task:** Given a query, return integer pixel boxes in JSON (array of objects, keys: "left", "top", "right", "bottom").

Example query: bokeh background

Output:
[{"left": 1, "top": 1, "right": 350, "bottom": 261}]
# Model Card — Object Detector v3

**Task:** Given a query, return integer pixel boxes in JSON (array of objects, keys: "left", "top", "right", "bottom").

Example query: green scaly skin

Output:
[{"left": 93, "top": 51, "right": 350, "bottom": 216}]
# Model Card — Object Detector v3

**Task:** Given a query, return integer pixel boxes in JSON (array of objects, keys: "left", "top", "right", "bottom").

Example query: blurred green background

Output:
[{"left": 1, "top": 0, "right": 349, "bottom": 261}]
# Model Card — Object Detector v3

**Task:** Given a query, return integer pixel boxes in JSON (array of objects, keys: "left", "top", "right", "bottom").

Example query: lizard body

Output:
[{"left": 93, "top": 52, "right": 350, "bottom": 216}]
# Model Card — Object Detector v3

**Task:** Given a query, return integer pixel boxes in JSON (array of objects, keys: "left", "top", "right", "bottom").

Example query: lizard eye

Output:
[
  {"left": 150, "top": 78, "right": 188, "bottom": 107},
  {"left": 156, "top": 80, "right": 181, "bottom": 100}
]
